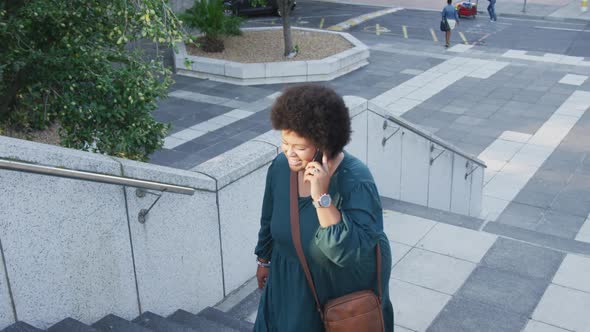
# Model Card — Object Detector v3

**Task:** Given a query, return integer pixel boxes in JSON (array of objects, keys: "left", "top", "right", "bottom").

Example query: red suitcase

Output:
[{"left": 456, "top": 1, "right": 478, "bottom": 18}]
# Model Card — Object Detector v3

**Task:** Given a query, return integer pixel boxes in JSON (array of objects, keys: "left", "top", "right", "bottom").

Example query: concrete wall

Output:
[
  {"left": 0, "top": 135, "right": 276, "bottom": 329},
  {"left": 193, "top": 136, "right": 280, "bottom": 297},
  {"left": 344, "top": 96, "right": 485, "bottom": 218}
]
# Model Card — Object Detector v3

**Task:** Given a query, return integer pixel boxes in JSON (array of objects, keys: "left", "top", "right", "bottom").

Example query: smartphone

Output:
[{"left": 312, "top": 149, "right": 323, "bottom": 165}]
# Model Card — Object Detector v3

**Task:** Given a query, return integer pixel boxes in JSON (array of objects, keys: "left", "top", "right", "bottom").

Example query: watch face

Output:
[{"left": 319, "top": 194, "right": 331, "bottom": 207}]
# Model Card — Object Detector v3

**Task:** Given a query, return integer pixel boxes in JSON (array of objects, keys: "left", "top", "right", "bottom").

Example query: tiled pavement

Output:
[
  {"left": 220, "top": 201, "right": 590, "bottom": 331},
  {"left": 149, "top": 47, "right": 447, "bottom": 169},
  {"left": 149, "top": 35, "right": 590, "bottom": 331}
]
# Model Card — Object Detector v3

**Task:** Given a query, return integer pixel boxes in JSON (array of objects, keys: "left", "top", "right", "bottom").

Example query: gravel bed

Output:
[
  {"left": 186, "top": 29, "right": 354, "bottom": 63},
  {"left": 3, "top": 122, "right": 61, "bottom": 146}
]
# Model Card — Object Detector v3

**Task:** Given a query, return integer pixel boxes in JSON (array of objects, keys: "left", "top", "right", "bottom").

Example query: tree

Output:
[
  {"left": 278, "top": 0, "right": 296, "bottom": 57},
  {"left": 179, "top": 0, "right": 242, "bottom": 53},
  {"left": 0, "top": 0, "right": 185, "bottom": 160},
  {"left": 250, "top": 0, "right": 296, "bottom": 57}
]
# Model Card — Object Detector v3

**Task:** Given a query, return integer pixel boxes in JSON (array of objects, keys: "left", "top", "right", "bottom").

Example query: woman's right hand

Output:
[{"left": 256, "top": 265, "right": 270, "bottom": 289}]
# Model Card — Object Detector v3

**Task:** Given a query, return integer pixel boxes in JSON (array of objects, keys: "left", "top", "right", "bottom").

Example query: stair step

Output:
[
  {"left": 197, "top": 307, "right": 254, "bottom": 332},
  {"left": 47, "top": 318, "right": 100, "bottom": 332},
  {"left": 92, "top": 314, "right": 152, "bottom": 332},
  {"left": 168, "top": 309, "right": 237, "bottom": 332},
  {"left": 132, "top": 312, "right": 196, "bottom": 332},
  {"left": 1, "top": 321, "right": 44, "bottom": 332}
]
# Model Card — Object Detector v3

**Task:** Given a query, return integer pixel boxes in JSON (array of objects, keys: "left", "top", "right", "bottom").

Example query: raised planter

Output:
[{"left": 175, "top": 27, "right": 370, "bottom": 85}]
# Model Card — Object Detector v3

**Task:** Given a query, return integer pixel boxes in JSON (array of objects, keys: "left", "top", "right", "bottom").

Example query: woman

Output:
[
  {"left": 253, "top": 84, "right": 394, "bottom": 332},
  {"left": 442, "top": 0, "right": 460, "bottom": 48}
]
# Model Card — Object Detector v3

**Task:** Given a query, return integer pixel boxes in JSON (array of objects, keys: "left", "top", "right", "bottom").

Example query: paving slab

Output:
[
  {"left": 532, "top": 284, "right": 590, "bottom": 332},
  {"left": 383, "top": 210, "right": 436, "bottom": 246},
  {"left": 456, "top": 266, "right": 548, "bottom": 316},
  {"left": 551, "top": 254, "right": 590, "bottom": 293},
  {"left": 522, "top": 320, "right": 571, "bottom": 332},
  {"left": 391, "top": 241, "right": 413, "bottom": 267},
  {"left": 427, "top": 296, "right": 528, "bottom": 332},
  {"left": 392, "top": 248, "right": 476, "bottom": 295},
  {"left": 536, "top": 210, "right": 587, "bottom": 239},
  {"left": 481, "top": 237, "right": 565, "bottom": 281},
  {"left": 416, "top": 223, "right": 497, "bottom": 263},
  {"left": 390, "top": 279, "right": 451, "bottom": 332}
]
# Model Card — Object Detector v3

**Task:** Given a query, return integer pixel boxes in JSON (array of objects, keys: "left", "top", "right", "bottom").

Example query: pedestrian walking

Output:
[
  {"left": 441, "top": 0, "right": 459, "bottom": 48},
  {"left": 253, "top": 84, "right": 394, "bottom": 332},
  {"left": 488, "top": 0, "right": 497, "bottom": 21}
]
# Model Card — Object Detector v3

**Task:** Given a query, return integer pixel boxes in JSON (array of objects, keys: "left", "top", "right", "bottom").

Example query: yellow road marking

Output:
[
  {"left": 326, "top": 7, "right": 402, "bottom": 31},
  {"left": 327, "top": 26, "right": 343, "bottom": 31},
  {"left": 430, "top": 28, "right": 438, "bottom": 42},
  {"left": 402, "top": 25, "right": 408, "bottom": 38},
  {"left": 376, "top": 23, "right": 380, "bottom": 35},
  {"left": 320, "top": 18, "right": 325, "bottom": 29},
  {"left": 459, "top": 31, "right": 468, "bottom": 45}
]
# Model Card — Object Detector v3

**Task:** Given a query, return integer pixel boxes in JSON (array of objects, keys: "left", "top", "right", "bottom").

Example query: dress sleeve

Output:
[
  {"left": 313, "top": 182, "right": 382, "bottom": 267},
  {"left": 254, "top": 161, "right": 274, "bottom": 261}
]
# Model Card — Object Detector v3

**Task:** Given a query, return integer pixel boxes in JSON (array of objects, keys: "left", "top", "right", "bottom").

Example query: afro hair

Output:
[{"left": 270, "top": 84, "right": 351, "bottom": 159}]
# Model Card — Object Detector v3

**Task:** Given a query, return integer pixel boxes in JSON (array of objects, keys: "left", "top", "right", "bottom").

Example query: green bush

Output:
[
  {"left": 179, "top": 0, "right": 242, "bottom": 52},
  {"left": 0, "top": 1, "right": 185, "bottom": 161}
]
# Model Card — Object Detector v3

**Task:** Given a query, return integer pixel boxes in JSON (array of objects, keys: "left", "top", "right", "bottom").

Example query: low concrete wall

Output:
[
  {"left": 193, "top": 133, "right": 280, "bottom": 294},
  {"left": 344, "top": 96, "right": 485, "bottom": 217},
  {"left": 175, "top": 27, "right": 370, "bottom": 85},
  {"left": 0, "top": 135, "right": 276, "bottom": 329}
]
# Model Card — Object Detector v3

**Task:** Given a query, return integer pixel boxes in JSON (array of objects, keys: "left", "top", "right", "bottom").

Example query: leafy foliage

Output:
[
  {"left": 179, "top": 0, "right": 242, "bottom": 52},
  {"left": 0, "top": 0, "right": 185, "bottom": 160}
]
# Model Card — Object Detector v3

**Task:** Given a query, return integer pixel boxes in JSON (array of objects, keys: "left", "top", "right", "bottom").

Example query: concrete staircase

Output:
[{"left": 0, "top": 307, "right": 253, "bottom": 332}]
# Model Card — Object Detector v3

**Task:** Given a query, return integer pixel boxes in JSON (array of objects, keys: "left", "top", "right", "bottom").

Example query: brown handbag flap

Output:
[
  {"left": 324, "top": 308, "right": 384, "bottom": 332},
  {"left": 324, "top": 290, "right": 381, "bottom": 322}
]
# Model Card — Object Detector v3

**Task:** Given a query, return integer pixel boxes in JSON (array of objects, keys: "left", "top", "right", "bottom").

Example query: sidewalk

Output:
[{"left": 310, "top": 0, "right": 590, "bottom": 22}]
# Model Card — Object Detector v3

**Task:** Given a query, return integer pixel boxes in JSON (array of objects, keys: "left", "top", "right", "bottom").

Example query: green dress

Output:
[{"left": 254, "top": 151, "right": 394, "bottom": 332}]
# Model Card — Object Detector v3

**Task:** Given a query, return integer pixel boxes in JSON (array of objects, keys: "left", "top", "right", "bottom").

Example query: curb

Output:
[{"left": 476, "top": 9, "right": 590, "bottom": 24}]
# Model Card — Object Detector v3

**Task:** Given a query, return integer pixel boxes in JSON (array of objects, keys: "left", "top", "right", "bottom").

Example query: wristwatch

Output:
[{"left": 313, "top": 193, "right": 332, "bottom": 208}]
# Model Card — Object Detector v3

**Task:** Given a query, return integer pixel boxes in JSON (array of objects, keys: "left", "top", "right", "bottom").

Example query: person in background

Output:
[
  {"left": 442, "top": 0, "right": 460, "bottom": 48},
  {"left": 488, "top": 0, "right": 498, "bottom": 22}
]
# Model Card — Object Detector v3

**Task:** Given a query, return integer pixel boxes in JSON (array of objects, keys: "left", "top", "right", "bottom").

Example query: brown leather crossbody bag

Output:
[{"left": 289, "top": 172, "right": 385, "bottom": 332}]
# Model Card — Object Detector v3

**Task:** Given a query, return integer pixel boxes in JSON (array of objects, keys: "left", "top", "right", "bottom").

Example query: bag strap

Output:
[
  {"left": 289, "top": 171, "right": 324, "bottom": 319},
  {"left": 289, "top": 172, "right": 383, "bottom": 316}
]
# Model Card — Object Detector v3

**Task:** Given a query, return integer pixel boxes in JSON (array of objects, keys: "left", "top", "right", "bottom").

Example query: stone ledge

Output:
[
  {"left": 175, "top": 27, "right": 369, "bottom": 85},
  {"left": 0, "top": 135, "right": 216, "bottom": 192},
  {"left": 191, "top": 139, "right": 278, "bottom": 190}
]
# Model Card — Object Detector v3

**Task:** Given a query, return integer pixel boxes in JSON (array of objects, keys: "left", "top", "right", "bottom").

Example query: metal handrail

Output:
[
  {"left": 0, "top": 158, "right": 195, "bottom": 195},
  {"left": 377, "top": 111, "right": 486, "bottom": 168}
]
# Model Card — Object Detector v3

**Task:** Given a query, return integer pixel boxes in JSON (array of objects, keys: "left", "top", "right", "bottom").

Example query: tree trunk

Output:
[
  {"left": 281, "top": 0, "right": 294, "bottom": 57},
  {"left": 0, "top": 73, "right": 21, "bottom": 119},
  {"left": 0, "top": 1, "right": 27, "bottom": 119}
]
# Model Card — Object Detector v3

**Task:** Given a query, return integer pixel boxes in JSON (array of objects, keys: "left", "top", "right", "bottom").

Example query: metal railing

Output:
[
  {"left": 0, "top": 158, "right": 195, "bottom": 195},
  {"left": 380, "top": 113, "right": 487, "bottom": 168}
]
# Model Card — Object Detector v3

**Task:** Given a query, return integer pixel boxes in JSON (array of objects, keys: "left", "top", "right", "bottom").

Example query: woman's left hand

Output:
[{"left": 304, "top": 154, "right": 330, "bottom": 201}]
